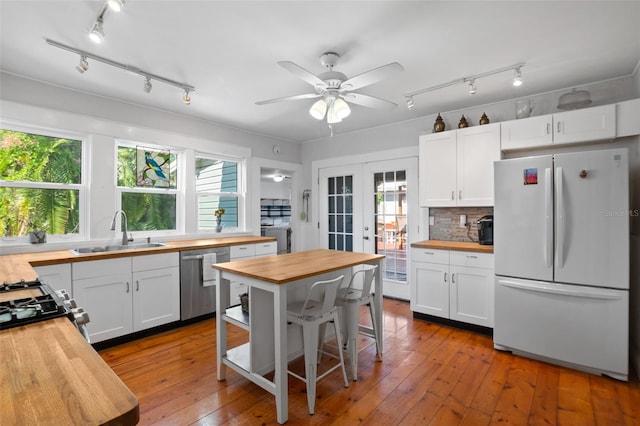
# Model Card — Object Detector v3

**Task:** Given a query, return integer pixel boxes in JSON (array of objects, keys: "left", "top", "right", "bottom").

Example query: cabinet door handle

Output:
[
  {"left": 451, "top": 191, "right": 454, "bottom": 200},
  {"left": 557, "top": 121, "right": 561, "bottom": 134},
  {"left": 451, "top": 273, "right": 456, "bottom": 283},
  {"left": 458, "top": 190, "right": 462, "bottom": 200},
  {"left": 466, "top": 255, "right": 478, "bottom": 259},
  {"left": 424, "top": 251, "right": 434, "bottom": 255},
  {"left": 546, "top": 123, "right": 550, "bottom": 135},
  {"left": 444, "top": 272, "right": 447, "bottom": 283},
  {"left": 136, "top": 280, "right": 139, "bottom": 291},
  {"left": 126, "top": 282, "right": 130, "bottom": 293}
]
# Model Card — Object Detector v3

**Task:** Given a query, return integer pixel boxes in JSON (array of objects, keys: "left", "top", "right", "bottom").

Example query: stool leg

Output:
[
  {"left": 317, "top": 322, "right": 326, "bottom": 364},
  {"left": 346, "top": 303, "right": 359, "bottom": 381},
  {"left": 368, "top": 302, "right": 382, "bottom": 360},
  {"left": 332, "top": 313, "right": 350, "bottom": 388},
  {"left": 302, "top": 322, "right": 319, "bottom": 415}
]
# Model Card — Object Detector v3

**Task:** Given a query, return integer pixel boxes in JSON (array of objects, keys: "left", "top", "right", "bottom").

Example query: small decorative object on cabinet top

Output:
[
  {"left": 515, "top": 99, "right": 534, "bottom": 118},
  {"left": 458, "top": 115, "right": 469, "bottom": 128},
  {"left": 433, "top": 113, "right": 445, "bottom": 132},
  {"left": 479, "top": 112, "right": 490, "bottom": 125}
]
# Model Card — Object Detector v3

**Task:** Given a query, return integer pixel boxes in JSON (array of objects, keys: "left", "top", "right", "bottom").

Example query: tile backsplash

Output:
[{"left": 428, "top": 207, "right": 494, "bottom": 242}]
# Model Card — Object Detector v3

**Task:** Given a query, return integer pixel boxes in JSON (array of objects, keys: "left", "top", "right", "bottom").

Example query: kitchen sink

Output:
[{"left": 70, "top": 242, "right": 166, "bottom": 255}]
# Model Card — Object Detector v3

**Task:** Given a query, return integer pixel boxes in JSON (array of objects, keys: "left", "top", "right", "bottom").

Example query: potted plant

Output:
[
  {"left": 27, "top": 219, "right": 47, "bottom": 244},
  {"left": 214, "top": 208, "right": 225, "bottom": 232}
]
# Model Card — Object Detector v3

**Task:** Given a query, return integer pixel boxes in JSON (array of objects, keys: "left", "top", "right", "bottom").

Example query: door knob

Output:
[{"left": 363, "top": 236, "right": 369, "bottom": 240}]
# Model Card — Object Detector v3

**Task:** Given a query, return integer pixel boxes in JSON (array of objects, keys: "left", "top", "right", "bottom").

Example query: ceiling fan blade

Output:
[
  {"left": 340, "top": 62, "right": 404, "bottom": 91},
  {"left": 256, "top": 93, "right": 321, "bottom": 105},
  {"left": 343, "top": 93, "right": 398, "bottom": 110},
  {"left": 277, "top": 61, "right": 327, "bottom": 89}
]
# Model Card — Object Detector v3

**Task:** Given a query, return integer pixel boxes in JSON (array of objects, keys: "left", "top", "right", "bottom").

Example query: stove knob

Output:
[
  {"left": 72, "top": 309, "right": 90, "bottom": 326},
  {"left": 55, "top": 289, "right": 71, "bottom": 300},
  {"left": 64, "top": 298, "right": 78, "bottom": 309}
]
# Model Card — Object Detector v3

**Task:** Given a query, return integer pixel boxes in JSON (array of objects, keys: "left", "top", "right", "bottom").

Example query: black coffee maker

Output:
[{"left": 477, "top": 215, "right": 494, "bottom": 245}]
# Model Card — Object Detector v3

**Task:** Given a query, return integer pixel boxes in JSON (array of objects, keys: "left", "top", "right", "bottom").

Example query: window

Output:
[
  {"left": 0, "top": 126, "right": 85, "bottom": 242},
  {"left": 116, "top": 142, "right": 180, "bottom": 233},
  {"left": 195, "top": 154, "right": 242, "bottom": 231}
]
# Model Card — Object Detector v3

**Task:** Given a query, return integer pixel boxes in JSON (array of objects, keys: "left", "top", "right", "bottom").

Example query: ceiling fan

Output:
[{"left": 256, "top": 52, "right": 404, "bottom": 124}]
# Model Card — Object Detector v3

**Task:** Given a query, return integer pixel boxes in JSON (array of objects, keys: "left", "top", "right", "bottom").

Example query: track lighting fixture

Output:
[
  {"left": 143, "top": 77, "right": 152, "bottom": 93},
  {"left": 273, "top": 175, "right": 285, "bottom": 183},
  {"left": 406, "top": 96, "right": 415, "bottom": 109},
  {"left": 513, "top": 67, "right": 523, "bottom": 87},
  {"left": 405, "top": 62, "right": 525, "bottom": 108},
  {"left": 76, "top": 55, "right": 89, "bottom": 74},
  {"left": 107, "top": 0, "right": 125, "bottom": 12},
  {"left": 467, "top": 79, "right": 477, "bottom": 95},
  {"left": 89, "top": 18, "right": 105, "bottom": 43},
  {"left": 46, "top": 39, "right": 195, "bottom": 105}
]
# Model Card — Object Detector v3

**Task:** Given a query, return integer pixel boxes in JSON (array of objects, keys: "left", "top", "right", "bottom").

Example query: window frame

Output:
[
  {"left": 0, "top": 120, "right": 88, "bottom": 245},
  {"left": 114, "top": 139, "right": 185, "bottom": 238},
  {"left": 195, "top": 151, "right": 246, "bottom": 234}
]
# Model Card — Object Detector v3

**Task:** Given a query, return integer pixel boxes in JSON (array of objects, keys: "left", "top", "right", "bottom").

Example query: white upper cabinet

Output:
[
  {"left": 501, "top": 104, "right": 616, "bottom": 151},
  {"left": 420, "top": 122, "right": 500, "bottom": 207}
]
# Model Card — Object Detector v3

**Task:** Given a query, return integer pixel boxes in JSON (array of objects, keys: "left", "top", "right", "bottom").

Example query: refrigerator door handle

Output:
[
  {"left": 499, "top": 279, "right": 624, "bottom": 300},
  {"left": 544, "top": 168, "right": 553, "bottom": 269},
  {"left": 555, "top": 166, "right": 564, "bottom": 268}
]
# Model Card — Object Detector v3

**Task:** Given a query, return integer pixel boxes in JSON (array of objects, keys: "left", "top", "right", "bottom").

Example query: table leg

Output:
[
  {"left": 273, "top": 285, "right": 288, "bottom": 424},
  {"left": 216, "top": 269, "right": 227, "bottom": 381}
]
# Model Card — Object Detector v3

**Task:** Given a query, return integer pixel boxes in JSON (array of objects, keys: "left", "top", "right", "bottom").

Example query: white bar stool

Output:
[
  {"left": 286, "top": 275, "right": 349, "bottom": 415},
  {"left": 335, "top": 265, "right": 381, "bottom": 381}
]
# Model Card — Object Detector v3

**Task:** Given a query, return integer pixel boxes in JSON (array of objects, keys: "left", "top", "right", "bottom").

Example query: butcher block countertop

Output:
[
  {"left": 410, "top": 240, "right": 494, "bottom": 254},
  {"left": 0, "top": 235, "right": 275, "bottom": 426},
  {"left": 0, "top": 317, "right": 139, "bottom": 425},
  {"left": 0, "top": 235, "right": 276, "bottom": 284}
]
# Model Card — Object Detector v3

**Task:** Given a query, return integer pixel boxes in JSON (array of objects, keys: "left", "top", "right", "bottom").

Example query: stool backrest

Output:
[
  {"left": 298, "top": 274, "right": 345, "bottom": 317},
  {"left": 346, "top": 265, "right": 378, "bottom": 295}
]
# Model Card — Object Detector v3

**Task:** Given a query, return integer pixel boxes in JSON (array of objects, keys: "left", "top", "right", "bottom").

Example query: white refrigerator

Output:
[{"left": 493, "top": 148, "right": 629, "bottom": 380}]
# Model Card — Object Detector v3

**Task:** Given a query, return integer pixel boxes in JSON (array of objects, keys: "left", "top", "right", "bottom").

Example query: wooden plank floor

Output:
[{"left": 99, "top": 299, "right": 640, "bottom": 425}]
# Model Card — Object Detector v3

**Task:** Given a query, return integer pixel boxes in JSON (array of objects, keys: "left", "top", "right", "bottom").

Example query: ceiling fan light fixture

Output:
[
  {"left": 107, "top": 0, "right": 125, "bottom": 12},
  {"left": 333, "top": 97, "right": 351, "bottom": 119},
  {"left": 326, "top": 102, "right": 342, "bottom": 124},
  {"left": 273, "top": 175, "right": 285, "bottom": 183},
  {"left": 89, "top": 18, "right": 105, "bottom": 43},
  {"left": 309, "top": 99, "right": 327, "bottom": 120},
  {"left": 513, "top": 67, "right": 523, "bottom": 87},
  {"left": 76, "top": 55, "right": 89, "bottom": 73}
]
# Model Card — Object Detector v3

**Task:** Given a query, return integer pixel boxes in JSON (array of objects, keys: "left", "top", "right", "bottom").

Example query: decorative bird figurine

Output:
[{"left": 144, "top": 151, "right": 168, "bottom": 181}]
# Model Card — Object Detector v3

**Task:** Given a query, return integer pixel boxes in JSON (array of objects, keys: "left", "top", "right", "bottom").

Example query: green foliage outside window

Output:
[{"left": 0, "top": 130, "right": 81, "bottom": 237}]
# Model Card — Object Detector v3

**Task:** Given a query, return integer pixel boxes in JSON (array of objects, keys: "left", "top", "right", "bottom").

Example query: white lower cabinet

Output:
[
  {"left": 33, "top": 263, "right": 72, "bottom": 295},
  {"left": 73, "top": 253, "right": 179, "bottom": 343},
  {"left": 229, "top": 242, "right": 277, "bottom": 305},
  {"left": 411, "top": 248, "right": 494, "bottom": 328}
]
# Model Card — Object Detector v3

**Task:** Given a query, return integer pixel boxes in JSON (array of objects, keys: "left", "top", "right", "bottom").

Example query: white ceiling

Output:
[{"left": 1, "top": 1, "right": 639, "bottom": 143}]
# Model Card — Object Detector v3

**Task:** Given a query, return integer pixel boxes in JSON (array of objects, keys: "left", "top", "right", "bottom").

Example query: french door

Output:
[{"left": 319, "top": 158, "right": 417, "bottom": 300}]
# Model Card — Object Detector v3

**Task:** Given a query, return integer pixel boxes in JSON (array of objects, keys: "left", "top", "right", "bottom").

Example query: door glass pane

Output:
[
  {"left": 374, "top": 169, "right": 408, "bottom": 282},
  {"left": 327, "top": 174, "right": 354, "bottom": 252}
]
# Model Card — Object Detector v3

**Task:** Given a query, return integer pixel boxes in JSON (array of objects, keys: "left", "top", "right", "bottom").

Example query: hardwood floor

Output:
[{"left": 100, "top": 298, "right": 640, "bottom": 425}]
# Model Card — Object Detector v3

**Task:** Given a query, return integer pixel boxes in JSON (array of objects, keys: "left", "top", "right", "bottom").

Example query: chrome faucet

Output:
[{"left": 110, "top": 210, "right": 132, "bottom": 246}]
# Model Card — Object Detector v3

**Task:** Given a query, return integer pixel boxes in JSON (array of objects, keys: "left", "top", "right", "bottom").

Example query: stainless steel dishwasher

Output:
[{"left": 180, "top": 246, "right": 230, "bottom": 321}]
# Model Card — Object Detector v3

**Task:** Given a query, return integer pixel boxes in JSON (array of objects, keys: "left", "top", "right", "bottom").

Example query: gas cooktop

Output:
[{"left": 0, "top": 279, "right": 73, "bottom": 330}]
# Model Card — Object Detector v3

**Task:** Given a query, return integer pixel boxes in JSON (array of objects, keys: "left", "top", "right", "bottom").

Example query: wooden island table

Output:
[{"left": 213, "top": 249, "right": 384, "bottom": 424}]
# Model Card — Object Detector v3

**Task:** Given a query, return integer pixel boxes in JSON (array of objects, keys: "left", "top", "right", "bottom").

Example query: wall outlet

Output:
[
  {"left": 429, "top": 216, "right": 435, "bottom": 226},
  {"left": 459, "top": 214, "right": 467, "bottom": 227}
]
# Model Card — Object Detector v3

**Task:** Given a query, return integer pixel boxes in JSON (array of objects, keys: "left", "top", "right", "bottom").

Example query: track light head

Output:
[
  {"left": 144, "top": 77, "right": 152, "bottom": 93},
  {"left": 107, "top": 0, "right": 125, "bottom": 12},
  {"left": 513, "top": 67, "right": 523, "bottom": 87},
  {"left": 89, "top": 18, "right": 105, "bottom": 43},
  {"left": 406, "top": 96, "right": 414, "bottom": 109},
  {"left": 183, "top": 89, "right": 191, "bottom": 105},
  {"left": 467, "top": 79, "right": 477, "bottom": 95},
  {"left": 76, "top": 55, "right": 89, "bottom": 74}
]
